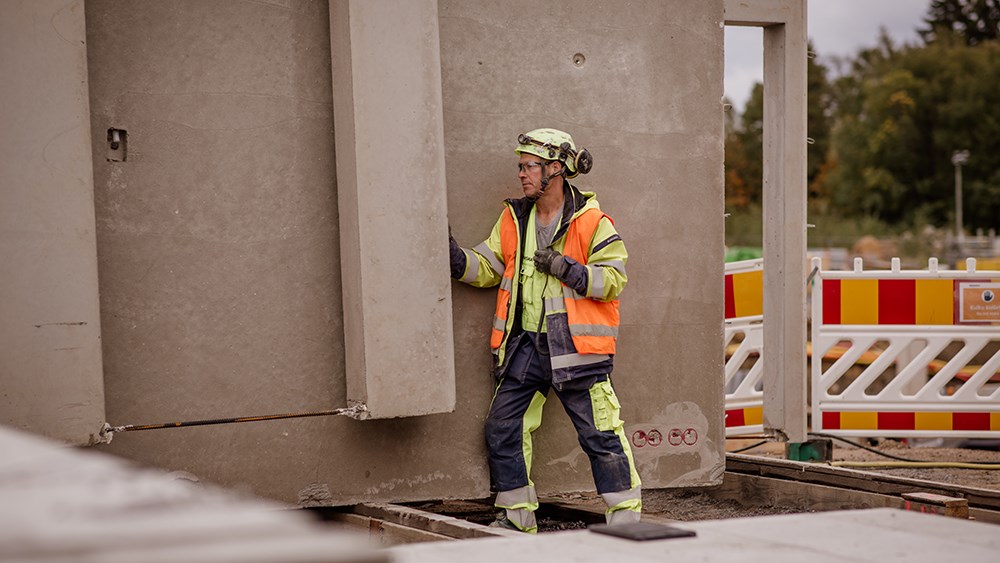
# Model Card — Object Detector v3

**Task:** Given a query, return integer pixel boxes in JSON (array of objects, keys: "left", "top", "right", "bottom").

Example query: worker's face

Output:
[{"left": 517, "top": 153, "right": 558, "bottom": 199}]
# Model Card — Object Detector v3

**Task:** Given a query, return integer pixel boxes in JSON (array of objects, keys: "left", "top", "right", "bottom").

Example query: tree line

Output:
[{"left": 725, "top": 0, "right": 1000, "bottom": 234}]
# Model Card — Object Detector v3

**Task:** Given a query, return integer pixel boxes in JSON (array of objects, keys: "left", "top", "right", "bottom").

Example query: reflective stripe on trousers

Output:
[
  {"left": 602, "top": 487, "right": 643, "bottom": 524},
  {"left": 485, "top": 336, "right": 639, "bottom": 531},
  {"left": 495, "top": 485, "right": 539, "bottom": 533}
]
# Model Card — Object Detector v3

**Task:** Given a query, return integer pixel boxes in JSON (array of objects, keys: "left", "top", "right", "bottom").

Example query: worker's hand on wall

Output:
[
  {"left": 449, "top": 226, "right": 467, "bottom": 279},
  {"left": 533, "top": 249, "right": 569, "bottom": 278}
]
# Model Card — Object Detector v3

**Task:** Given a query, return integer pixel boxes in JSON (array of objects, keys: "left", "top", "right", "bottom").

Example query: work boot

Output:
[{"left": 488, "top": 511, "right": 521, "bottom": 531}]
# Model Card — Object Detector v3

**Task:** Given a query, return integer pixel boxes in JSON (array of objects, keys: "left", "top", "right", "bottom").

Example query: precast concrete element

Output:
[
  {"left": 0, "top": 425, "right": 386, "bottom": 563},
  {"left": 80, "top": 0, "right": 724, "bottom": 505},
  {"left": 725, "top": 0, "right": 809, "bottom": 442},
  {"left": 386, "top": 509, "right": 1000, "bottom": 562},
  {"left": 438, "top": 0, "right": 727, "bottom": 490},
  {"left": 0, "top": 0, "right": 106, "bottom": 444},
  {"left": 330, "top": 0, "right": 455, "bottom": 419},
  {"left": 86, "top": 0, "right": 488, "bottom": 506}
]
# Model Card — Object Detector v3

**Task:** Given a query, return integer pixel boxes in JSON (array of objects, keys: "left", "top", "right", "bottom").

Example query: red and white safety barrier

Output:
[
  {"left": 811, "top": 257, "right": 1000, "bottom": 438},
  {"left": 724, "top": 258, "right": 764, "bottom": 436}
]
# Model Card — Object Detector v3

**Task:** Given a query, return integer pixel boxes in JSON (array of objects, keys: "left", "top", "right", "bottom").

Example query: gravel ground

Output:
[
  {"left": 416, "top": 440, "right": 1000, "bottom": 532},
  {"left": 548, "top": 440, "right": 1000, "bottom": 527},
  {"left": 541, "top": 484, "right": 808, "bottom": 527},
  {"left": 731, "top": 438, "right": 1000, "bottom": 491},
  {"left": 642, "top": 488, "right": 807, "bottom": 521},
  {"left": 824, "top": 440, "right": 1000, "bottom": 490}
]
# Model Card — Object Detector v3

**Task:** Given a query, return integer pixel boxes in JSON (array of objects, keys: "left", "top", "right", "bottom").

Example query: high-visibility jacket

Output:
[{"left": 455, "top": 185, "right": 628, "bottom": 384}]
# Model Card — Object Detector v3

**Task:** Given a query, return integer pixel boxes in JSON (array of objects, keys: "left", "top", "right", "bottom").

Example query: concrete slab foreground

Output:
[
  {"left": 387, "top": 508, "right": 1000, "bottom": 562},
  {"left": 0, "top": 425, "right": 385, "bottom": 563}
]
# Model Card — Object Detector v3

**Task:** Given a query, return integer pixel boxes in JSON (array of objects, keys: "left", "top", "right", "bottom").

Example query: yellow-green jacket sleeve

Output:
[
  {"left": 582, "top": 216, "right": 628, "bottom": 301},
  {"left": 456, "top": 214, "right": 507, "bottom": 288}
]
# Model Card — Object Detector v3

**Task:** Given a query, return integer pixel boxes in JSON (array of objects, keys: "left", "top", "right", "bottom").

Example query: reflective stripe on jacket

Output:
[
  {"left": 457, "top": 184, "right": 627, "bottom": 383},
  {"left": 490, "top": 209, "right": 518, "bottom": 350}
]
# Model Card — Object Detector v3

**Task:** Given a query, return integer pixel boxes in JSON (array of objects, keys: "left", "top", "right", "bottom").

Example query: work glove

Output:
[
  {"left": 533, "top": 248, "right": 569, "bottom": 279},
  {"left": 448, "top": 226, "right": 466, "bottom": 279}
]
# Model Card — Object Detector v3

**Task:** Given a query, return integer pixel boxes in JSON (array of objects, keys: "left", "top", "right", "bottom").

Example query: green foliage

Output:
[
  {"left": 724, "top": 205, "right": 899, "bottom": 250},
  {"left": 825, "top": 36, "right": 1000, "bottom": 230},
  {"left": 724, "top": 246, "right": 762, "bottom": 263},
  {"left": 724, "top": 84, "right": 763, "bottom": 208},
  {"left": 726, "top": 6, "right": 1000, "bottom": 239},
  {"left": 725, "top": 41, "right": 833, "bottom": 211},
  {"left": 723, "top": 205, "right": 763, "bottom": 248},
  {"left": 920, "top": 0, "right": 1000, "bottom": 46}
]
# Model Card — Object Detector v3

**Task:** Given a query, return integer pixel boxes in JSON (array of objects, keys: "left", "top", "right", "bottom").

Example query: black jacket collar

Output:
[{"left": 505, "top": 182, "right": 586, "bottom": 249}]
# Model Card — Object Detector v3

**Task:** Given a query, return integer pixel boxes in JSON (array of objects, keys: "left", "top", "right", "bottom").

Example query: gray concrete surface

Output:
[
  {"left": 438, "top": 0, "right": 727, "bottom": 490},
  {"left": 330, "top": 0, "right": 455, "bottom": 419},
  {"left": 0, "top": 0, "right": 106, "bottom": 444},
  {"left": 725, "top": 0, "right": 810, "bottom": 442},
  {"left": 68, "top": 0, "right": 721, "bottom": 505},
  {"left": 388, "top": 508, "right": 1000, "bottom": 562},
  {"left": 0, "top": 425, "right": 385, "bottom": 563}
]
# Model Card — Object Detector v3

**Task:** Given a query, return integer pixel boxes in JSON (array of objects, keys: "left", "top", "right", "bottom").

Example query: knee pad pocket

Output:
[
  {"left": 589, "top": 380, "right": 622, "bottom": 432},
  {"left": 485, "top": 417, "right": 522, "bottom": 451}
]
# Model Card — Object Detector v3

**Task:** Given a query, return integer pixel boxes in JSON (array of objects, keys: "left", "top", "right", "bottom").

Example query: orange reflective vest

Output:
[
  {"left": 490, "top": 205, "right": 620, "bottom": 382},
  {"left": 559, "top": 207, "right": 620, "bottom": 356}
]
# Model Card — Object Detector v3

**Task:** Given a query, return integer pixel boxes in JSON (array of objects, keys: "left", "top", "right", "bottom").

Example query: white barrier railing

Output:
[
  {"left": 724, "top": 259, "right": 764, "bottom": 436},
  {"left": 811, "top": 257, "right": 1000, "bottom": 438}
]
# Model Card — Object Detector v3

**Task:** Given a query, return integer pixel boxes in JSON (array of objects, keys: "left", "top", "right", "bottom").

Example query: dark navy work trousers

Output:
[{"left": 484, "top": 333, "right": 633, "bottom": 494}]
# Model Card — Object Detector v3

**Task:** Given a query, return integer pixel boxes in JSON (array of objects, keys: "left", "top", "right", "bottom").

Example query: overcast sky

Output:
[{"left": 725, "top": 0, "right": 933, "bottom": 111}]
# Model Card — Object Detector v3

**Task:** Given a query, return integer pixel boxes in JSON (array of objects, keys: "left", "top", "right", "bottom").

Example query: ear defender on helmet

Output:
[
  {"left": 515, "top": 129, "right": 594, "bottom": 179},
  {"left": 571, "top": 147, "right": 593, "bottom": 178}
]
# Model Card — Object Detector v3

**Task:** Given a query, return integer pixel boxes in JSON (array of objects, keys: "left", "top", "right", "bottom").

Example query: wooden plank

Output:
[
  {"left": 351, "top": 503, "right": 521, "bottom": 539},
  {"left": 727, "top": 454, "right": 1000, "bottom": 510},
  {"left": 901, "top": 492, "right": 970, "bottom": 519},
  {"left": 716, "top": 472, "right": 1000, "bottom": 524},
  {"left": 325, "top": 513, "right": 454, "bottom": 546},
  {"left": 969, "top": 507, "right": 1000, "bottom": 524},
  {"left": 711, "top": 472, "right": 898, "bottom": 512}
]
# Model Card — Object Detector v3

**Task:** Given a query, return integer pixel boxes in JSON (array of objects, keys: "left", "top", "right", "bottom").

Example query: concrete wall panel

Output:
[
  {"left": 87, "top": 0, "right": 490, "bottom": 505},
  {"left": 330, "top": 0, "right": 455, "bottom": 419},
  {"left": 89, "top": 0, "right": 724, "bottom": 504},
  {"left": 438, "top": 0, "right": 727, "bottom": 492},
  {"left": 0, "top": 0, "right": 106, "bottom": 444}
]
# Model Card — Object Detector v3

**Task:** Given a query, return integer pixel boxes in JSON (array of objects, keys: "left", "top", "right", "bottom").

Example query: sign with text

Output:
[{"left": 958, "top": 282, "right": 1000, "bottom": 323}]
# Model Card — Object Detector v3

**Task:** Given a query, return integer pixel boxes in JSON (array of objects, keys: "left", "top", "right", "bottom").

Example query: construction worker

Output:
[{"left": 449, "top": 129, "right": 641, "bottom": 532}]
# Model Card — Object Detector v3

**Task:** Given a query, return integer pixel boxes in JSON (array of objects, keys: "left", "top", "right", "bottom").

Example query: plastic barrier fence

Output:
[
  {"left": 811, "top": 257, "right": 1000, "bottom": 438},
  {"left": 724, "top": 258, "right": 764, "bottom": 436}
]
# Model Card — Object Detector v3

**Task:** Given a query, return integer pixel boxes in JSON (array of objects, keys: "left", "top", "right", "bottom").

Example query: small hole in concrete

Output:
[{"left": 572, "top": 53, "right": 586, "bottom": 67}]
